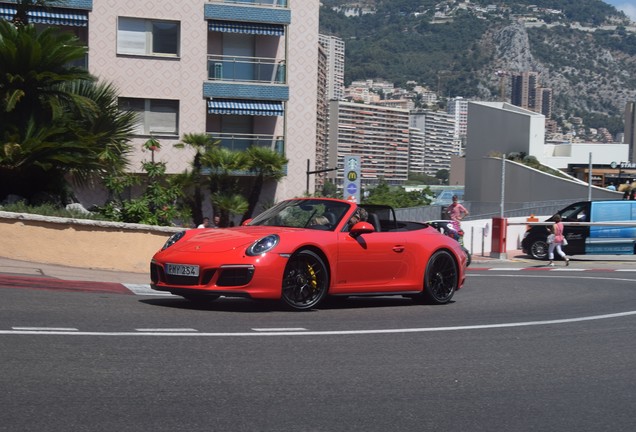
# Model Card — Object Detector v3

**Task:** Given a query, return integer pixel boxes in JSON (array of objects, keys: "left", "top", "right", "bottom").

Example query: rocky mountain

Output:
[{"left": 319, "top": 0, "right": 636, "bottom": 134}]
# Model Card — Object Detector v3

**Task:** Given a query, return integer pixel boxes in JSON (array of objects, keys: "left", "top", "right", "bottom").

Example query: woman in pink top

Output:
[
  {"left": 548, "top": 214, "right": 569, "bottom": 266},
  {"left": 446, "top": 195, "right": 469, "bottom": 234}
]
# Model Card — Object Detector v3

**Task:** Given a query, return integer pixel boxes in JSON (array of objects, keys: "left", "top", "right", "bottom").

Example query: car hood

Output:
[{"left": 167, "top": 226, "right": 300, "bottom": 254}]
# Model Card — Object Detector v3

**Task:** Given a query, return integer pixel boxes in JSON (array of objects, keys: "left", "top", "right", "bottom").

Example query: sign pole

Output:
[
  {"left": 588, "top": 152, "right": 592, "bottom": 201},
  {"left": 343, "top": 155, "right": 361, "bottom": 203}
]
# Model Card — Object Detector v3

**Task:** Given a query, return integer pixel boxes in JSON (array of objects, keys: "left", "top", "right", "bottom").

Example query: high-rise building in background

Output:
[
  {"left": 448, "top": 97, "right": 468, "bottom": 154},
  {"left": 408, "top": 127, "right": 426, "bottom": 174},
  {"left": 315, "top": 43, "right": 329, "bottom": 191},
  {"left": 327, "top": 101, "right": 410, "bottom": 189},
  {"left": 318, "top": 34, "right": 345, "bottom": 101},
  {"left": 511, "top": 71, "right": 553, "bottom": 119},
  {"left": 410, "top": 110, "right": 457, "bottom": 177},
  {"left": 511, "top": 72, "right": 538, "bottom": 110},
  {"left": 626, "top": 101, "right": 636, "bottom": 162},
  {"left": 536, "top": 87, "right": 554, "bottom": 119}
]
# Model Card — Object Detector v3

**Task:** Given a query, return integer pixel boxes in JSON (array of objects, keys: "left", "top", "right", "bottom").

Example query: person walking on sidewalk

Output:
[{"left": 548, "top": 214, "right": 569, "bottom": 266}]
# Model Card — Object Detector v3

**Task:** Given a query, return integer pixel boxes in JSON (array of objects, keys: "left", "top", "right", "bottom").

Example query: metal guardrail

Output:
[{"left": 510, "top": 221, "right": 636, "bottom": 227}]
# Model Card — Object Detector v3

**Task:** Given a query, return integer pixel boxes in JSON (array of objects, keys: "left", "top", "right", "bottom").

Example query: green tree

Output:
[
  {"left": 99, "top": 138, "right": 190, "bottom": 226},
  {"left": 435, "top": 169, "right": 449, "bottom": 185},
  {"left": 0, "top": 20, "right": 104, "bottom": 203},
  {"left": 241, "top": 146, "right": 288, "bottom": 223},
  {"left": 174, "top": 133, "right": 219, "bottom": 226},
  {"left": 363, "top": 180, "right": 432, "bottom": 208},
  {"left": 201, "top": 147, "right": 248, "bottom": 227},
  {"left": 62, "top": 80, "right": 137, "bottom": 184}
]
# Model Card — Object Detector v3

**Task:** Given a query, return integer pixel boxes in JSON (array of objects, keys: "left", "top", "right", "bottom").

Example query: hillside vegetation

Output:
[{"left": 319, "top": 0, "right": 636, "bottom": 133}]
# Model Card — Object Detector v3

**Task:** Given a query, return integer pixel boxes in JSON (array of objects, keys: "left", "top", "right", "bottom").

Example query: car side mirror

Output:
[{"left": 350, "top": 221, "right": 375, "bottom": 236}]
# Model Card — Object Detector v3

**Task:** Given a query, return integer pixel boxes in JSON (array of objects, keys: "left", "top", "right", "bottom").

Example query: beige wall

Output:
[
  {"left": 0, "top": 213, "right": 181, "bottom": 273},
  {"left": 86, "top": 0, "right": 320, "bottom": 201}
]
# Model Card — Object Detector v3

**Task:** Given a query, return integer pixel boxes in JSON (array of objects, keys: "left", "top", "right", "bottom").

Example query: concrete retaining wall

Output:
[{"left": 0, "top": 212, "right": 182, "bottom": 273}]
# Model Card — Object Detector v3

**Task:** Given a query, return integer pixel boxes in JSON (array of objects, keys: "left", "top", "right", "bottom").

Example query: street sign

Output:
[{"left": 343, "top": 155, "right": 361, "bottom": 202}]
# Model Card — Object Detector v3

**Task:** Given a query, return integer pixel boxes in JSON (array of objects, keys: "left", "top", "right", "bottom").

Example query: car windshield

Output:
[
  {"left": 553, "top": 202, "right": 589, "bottom": 222},
  {"left": 248, "top": 199, "right": 351, "bottom": 230}
]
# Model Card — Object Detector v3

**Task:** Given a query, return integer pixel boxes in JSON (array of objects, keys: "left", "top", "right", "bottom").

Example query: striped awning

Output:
[
  {"left": 0, "top": 6, "right": 88, "bottom": 27},
  {"left": 207, "top": 99, "right": 284, "bottom": 116},
  {"left": 208, "top": 20, "right": 284, "bottom": 36}
]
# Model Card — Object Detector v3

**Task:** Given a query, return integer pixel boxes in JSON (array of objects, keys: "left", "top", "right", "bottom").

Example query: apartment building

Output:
[
  {"left": 318, "top": 34, "right": 345, "bottom": 101},
  {"left": 408, "top": 127, "right": 426, "bottom": 174},
  {"left": 410, "top": 110, "right": 457, "bottom": 177},
  {"left": 511, "top": 71, "right": 539, "bottom": 110},
  {"left": 511, "top": 71, "right": 553, "bottom": 118},
  {"left": 626, "top": 101, "right": 636, "bottom": 161},
  {"left": 315, "top": 43, "right": 329, "bottom": 191},
  {"left": 327, "top": 101, "right": 410, "bottom": 190},
  {"left": 1, "top": 0, "right": 321, "bottom": 203},
  {"left": 447, "top": 97, "right": 468, "bottom": 152}
]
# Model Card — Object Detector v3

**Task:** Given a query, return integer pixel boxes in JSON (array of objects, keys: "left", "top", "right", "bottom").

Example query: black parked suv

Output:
[{"left": 521, "top": 201, "right": 590, "bottom": 260}]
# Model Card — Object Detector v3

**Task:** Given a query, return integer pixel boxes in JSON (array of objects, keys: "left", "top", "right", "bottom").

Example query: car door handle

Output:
[{"left": 393, "top": 246, "right": 405, "bottom": 253}]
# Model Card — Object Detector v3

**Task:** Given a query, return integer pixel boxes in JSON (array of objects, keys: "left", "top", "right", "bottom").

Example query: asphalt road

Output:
[{"left": 1, "top": 270, "right": 636, "bottom": 432}]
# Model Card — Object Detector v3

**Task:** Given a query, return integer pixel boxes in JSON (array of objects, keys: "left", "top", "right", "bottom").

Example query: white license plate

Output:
[{"left": 165, "top": 263, "right": 199, "bottom": 277}]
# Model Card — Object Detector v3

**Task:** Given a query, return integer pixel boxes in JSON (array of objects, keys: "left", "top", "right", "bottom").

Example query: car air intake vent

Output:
[
  {"left": 165, "top": 274, "right": 200, "bottom": 286},
  {"left": 217, "top": 266, "right": 254, "bottom": 287}
]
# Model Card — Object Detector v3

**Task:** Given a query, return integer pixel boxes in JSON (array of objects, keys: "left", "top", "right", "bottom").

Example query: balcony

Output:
[
  {"left": 208, "top": 0, "right": 288, "bottom": 7},
  {"left": 209, "top": 133, "right": 285, "bottom": 154},
  {"left": 208, "top": 55, "right": 286, "bottom": 84}
]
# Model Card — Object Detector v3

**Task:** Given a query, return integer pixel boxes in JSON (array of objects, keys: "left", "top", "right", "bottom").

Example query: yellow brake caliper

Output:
[{"left": 306, "top": 262, "right": 318, "bottom": 292}]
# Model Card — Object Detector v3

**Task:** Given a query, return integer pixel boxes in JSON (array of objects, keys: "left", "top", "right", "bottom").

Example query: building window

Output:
[
  {"left": 117, "top": 17, "right": 179, "bottom": 57},
  {"left": 119, "top": 98, "right": 179, "bottom": 136}
]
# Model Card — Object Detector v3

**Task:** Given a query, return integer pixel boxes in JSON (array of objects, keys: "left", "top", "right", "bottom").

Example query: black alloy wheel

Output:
[
  {"left": 530, "top": 239, "right": 549, "bottom": 260},
  {"left": 281, "top": 250, "right": 329, "bottom": 311},
  {"left": 417, "top": 250, "right": 458, "bottom": 305}
]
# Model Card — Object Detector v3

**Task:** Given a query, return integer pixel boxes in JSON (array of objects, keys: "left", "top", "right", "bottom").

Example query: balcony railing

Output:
[
  {"left": 209, "top": 133, "right": 285, "bottom": 154},
  {"left": 208, "top": 55, "right": 286, "bottom": 84},
  {"left": 208, "top": 0, "right": 288, "bottom": 7}
]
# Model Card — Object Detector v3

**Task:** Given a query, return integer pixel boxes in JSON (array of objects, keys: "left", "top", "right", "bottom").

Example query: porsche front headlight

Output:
[
  {"left": 162, "top": 231, "right": 186, "bottom": 250},
  {"left": 246, "top": 234, "right": 279, "bottom": 256}
]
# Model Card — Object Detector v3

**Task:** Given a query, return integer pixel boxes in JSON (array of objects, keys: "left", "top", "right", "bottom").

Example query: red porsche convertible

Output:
[{"left": 150, "top": 198, "right": 468, "bottom": 310}]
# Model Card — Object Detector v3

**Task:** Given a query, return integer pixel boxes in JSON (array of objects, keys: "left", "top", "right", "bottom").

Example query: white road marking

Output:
[
  {"left": 470, "top": 274, "right": 636, "bottom": 283},
  {"left": 123, "top": 284, "right": 173, "bottom": 296},
  {"left": 488, "top": 268, "right": 523, "bottom": 271},
  {"left": 2, "top": 311, "right": 636, "bottom": 337},
  {"left": 135, "top": 328, "right": 198, "bottom": 332},
  {"left": 12, "top": 327, "right": 78, "bottom": 331},
  {"left": 252, "top": 328, "right": 307, "bottom": 332}
]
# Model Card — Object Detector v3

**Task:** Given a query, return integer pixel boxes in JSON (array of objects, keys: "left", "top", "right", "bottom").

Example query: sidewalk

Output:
[{"left": 0, "top": 256, "right": 149, "bottom": 284}]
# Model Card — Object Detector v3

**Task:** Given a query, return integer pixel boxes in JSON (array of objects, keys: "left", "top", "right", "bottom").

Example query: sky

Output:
[{"left": 604, "top": 0, "right": 636, "bottom": 21}]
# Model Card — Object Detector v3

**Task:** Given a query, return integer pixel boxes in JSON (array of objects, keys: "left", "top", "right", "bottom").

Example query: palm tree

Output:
[
  {"left": 241, "top": 146, "right": 288, "bottom": 223},
  {"left": 211, "top": 192, "right": 248, "bottom": 228},
  {"left": 174, "top": 133, "right": 219, "bottom": 225},
  {"left": 0, "top": 21, "right": 93, "bottom": 131},
  {"left": 0, "top": 21, "right": 134, "bottom": 203},
  {"left": 62, "top": 80, "right": 137, "bottom": 184},
  {"left": 201, "top": 147, "right": 248, "bottom": 226}
]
